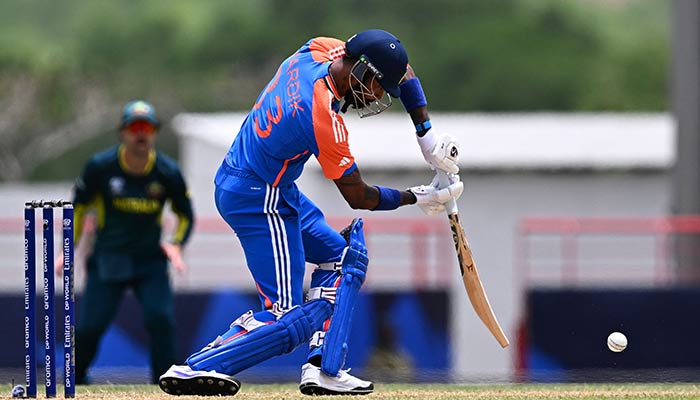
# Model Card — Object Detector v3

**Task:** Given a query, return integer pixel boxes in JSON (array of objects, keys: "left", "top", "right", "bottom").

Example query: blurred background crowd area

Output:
[{"left": 0, "top": 0, "right": 667, "bottom": 182}]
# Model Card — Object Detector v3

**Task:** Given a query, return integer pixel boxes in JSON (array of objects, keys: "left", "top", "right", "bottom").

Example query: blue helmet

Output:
[
  {"left": 345, "top": 29, "right": 408, "bottom": 98},
  {"left": 120, "top": 100, "right": 160, "bottom": 128}
]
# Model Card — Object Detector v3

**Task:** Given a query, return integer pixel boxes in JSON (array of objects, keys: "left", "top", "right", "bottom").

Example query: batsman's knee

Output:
[{"left": 339, "top": 217, "right": 369, "bottom": 285}]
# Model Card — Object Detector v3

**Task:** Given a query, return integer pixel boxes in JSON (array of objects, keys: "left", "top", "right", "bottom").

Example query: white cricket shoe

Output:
[
  {"left": 158, "top": 364, "right": 241, "bottom": 396},
  {"left": 299, "top": 362, "right": 374, "bottom": 396}
]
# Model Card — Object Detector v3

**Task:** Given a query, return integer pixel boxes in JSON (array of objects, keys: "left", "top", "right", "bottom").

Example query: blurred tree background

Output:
[{"left": 0, "top": 0, "right": 668, "bottom": 182}]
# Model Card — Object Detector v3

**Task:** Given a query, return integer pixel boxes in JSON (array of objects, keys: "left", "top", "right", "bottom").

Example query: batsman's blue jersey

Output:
[
  {"left": 225, "top": 37, "right": 356, "bottom": 185},
  {"left": 216, "top": 37, "right": 353, "bottom": 312}
]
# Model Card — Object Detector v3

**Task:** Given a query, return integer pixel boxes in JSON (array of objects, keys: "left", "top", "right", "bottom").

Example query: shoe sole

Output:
[
  {"left": 159, "top": 374, "right": 241, "bottom": 396},
  {"left": 299, "top": 382, "right": 373, "bottom": 396}
]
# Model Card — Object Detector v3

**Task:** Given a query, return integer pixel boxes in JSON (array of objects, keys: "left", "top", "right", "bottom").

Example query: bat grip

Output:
[{"left": 436, "top": 170, "right": 459, "bottom": 215}]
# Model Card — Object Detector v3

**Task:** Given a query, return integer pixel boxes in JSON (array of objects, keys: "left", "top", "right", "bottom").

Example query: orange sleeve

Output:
[
  {"left": 312, "top": 80, "right": 354, "bottom": 180},
  {"left": 308, "top": 37, "right": 346, "bottom": 63}
]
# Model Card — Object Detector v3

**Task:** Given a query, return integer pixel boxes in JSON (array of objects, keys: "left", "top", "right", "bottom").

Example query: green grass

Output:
[{"left": 3, "top": 383, "right": 700, "bottom": 399}]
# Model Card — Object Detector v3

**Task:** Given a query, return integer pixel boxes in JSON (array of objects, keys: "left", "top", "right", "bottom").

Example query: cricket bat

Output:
[{"left": 438, "top": 171, "right": 510, "bottom": 348}]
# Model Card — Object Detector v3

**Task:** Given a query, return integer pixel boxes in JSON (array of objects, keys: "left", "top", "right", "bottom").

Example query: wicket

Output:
[{"left": 24, "top": 200, "right": 75, "bottom": 398}]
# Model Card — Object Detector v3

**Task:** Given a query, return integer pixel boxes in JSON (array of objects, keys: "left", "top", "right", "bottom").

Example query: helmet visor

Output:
[{"left": 348, "top": 57, "right": 392, "bottom": 118}]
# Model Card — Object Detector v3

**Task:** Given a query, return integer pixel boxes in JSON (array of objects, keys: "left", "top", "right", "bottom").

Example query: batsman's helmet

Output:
[
  {"left": 345, "top": 29, "right": 408, "bottom": 98},
  {"left": 120, "top": 100, "right": 160, "bottom": 129}
]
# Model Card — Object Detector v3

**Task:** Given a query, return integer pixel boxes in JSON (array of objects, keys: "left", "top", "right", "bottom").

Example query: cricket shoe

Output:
[
  {"left": 299, "top": 362, "right": 373, "bottom": 396},
  {"left": 158, "top": 364, "right": 241, "bottom": 396}
]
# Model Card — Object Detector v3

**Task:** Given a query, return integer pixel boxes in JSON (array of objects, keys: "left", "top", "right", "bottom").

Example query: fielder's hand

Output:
[
  {"left": 409, "top": 173, "right": 464, "bottom": 216},
  {"left": 417, "top": 131, "right": 460, "bottom": 174},
  {"left": 54, "top": 254, "right": 65, "bottom": 276},
  {"left": 161, "top": 242, "right": 186, "bottom": 273}
]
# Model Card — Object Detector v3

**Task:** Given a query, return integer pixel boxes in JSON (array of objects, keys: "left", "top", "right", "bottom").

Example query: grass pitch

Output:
[{"left": 3, "top": 383, "right": 700, "bottom": 400}]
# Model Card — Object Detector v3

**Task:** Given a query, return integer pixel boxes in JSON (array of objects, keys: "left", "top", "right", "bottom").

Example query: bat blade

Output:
[{"left": 448, "top": 212, "right": 510, "bottom": 348}]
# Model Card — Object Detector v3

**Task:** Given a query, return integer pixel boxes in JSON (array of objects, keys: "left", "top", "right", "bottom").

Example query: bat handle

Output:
[{"left": 436, "top": 170, "right": 459, "bottom": 215}]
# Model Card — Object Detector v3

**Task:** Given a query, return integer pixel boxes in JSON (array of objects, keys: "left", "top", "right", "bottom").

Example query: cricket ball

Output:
[
  {"left": 607, "top": 331, "right": 627, "bottom": 352},
  {"left": 11, "top": 384, "right": 25, "bottom": 398}
]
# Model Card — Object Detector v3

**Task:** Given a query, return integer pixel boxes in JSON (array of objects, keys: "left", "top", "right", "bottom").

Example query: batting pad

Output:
[
  {"left": 187, "top": 299, "right": 332, "bottom": 376},
  {"left": 322, "top": 218, "right": 369, "bottom": 377}
]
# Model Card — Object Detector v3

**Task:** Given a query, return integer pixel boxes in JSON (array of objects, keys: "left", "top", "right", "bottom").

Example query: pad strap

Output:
[
  {"left": 307, "top": 286, "right": 338, "bottom": 303},
  {"left": 316, "top": 262, "right": 341, "bottom": 271},
  {"left": 309, "top": 331, "right": 325, "bottom": 350},
  {"left": 231, "top": 310, "right": 269, "bottom": 331}
]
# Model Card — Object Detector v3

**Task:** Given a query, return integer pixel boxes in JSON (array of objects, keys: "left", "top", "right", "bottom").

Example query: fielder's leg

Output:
[
  {"left": 74, "top": 255, "right": 127, "bottom": 384},
  {"left": 133, "top": 256, "right": 177, "bottom": 384}
]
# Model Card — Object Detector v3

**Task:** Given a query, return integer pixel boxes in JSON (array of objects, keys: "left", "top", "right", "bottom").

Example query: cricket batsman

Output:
[{"left": 159, "top": 29, "right": 462, "bottom": 396}]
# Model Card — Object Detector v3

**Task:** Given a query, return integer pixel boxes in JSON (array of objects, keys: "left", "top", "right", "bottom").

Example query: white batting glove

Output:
[
  {"left": 408, "top": 174, "right": 464, "bottom": 216},
  {"left": 417, "top": 131, "right": 460, "bottom": 174}
]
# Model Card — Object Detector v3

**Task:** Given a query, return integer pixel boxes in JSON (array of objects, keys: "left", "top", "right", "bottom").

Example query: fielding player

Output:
[
  {"left": 70, "top": 100, "right": 195, "bottom": 384},
  {"left": 159, "top": 29, "right": 461, "bottom": 396}
]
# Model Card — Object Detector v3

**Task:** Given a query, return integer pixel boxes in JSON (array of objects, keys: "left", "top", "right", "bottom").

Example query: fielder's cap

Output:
[
  {"left": 120, "top": 100, "right": 160, "bottom": 128},
  {"left": 345, "top": 29, "right": 408, "bottom": 98}
]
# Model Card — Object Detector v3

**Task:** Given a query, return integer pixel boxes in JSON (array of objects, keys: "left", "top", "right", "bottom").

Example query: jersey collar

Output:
[
  {"left": 324, "top": 64, "right": 342, "bottom": 101},
  {"left": 118, "top": 144, "right": 156, "bottom": 175}
]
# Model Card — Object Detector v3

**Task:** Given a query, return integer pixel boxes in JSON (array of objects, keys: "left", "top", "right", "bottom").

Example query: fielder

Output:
[
  {"left": 159, "top": 29, "right": 462, "bottom": 396},
  {"left": 70, "top": 100, "right": 194, "bottom": 384}
]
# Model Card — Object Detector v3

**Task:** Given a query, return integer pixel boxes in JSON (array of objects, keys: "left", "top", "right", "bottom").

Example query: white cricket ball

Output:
[
  {"left": 11, "top": 384, "right": 25, "bottom": 398},
  {"left": 607, "top": 331, "right": 628, "bottom": 352}
]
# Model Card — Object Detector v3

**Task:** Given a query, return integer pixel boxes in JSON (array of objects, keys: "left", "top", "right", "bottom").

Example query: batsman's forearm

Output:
[
  {"left": 400, "top": 66, "right": 430, "bottom": 136},
  {"left": 401, "top": 189, "right": 418, "bottom": 206},
  {"left": 362, "top": 186, "right": 417, "bottom": 209},
  {"left": 408, "top": 106, "right": 431, "bottom": 137},
  {"left": 335, "top": 169, "right": 416, "bottom": 210}
]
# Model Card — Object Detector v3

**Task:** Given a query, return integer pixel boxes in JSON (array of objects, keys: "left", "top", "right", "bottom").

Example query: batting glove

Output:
[
  {"left": 409, "top": 174, "right": 464, "bottom": 216},
  {"left": 417, "top": 131, "right": 460, "bottom": 174}
]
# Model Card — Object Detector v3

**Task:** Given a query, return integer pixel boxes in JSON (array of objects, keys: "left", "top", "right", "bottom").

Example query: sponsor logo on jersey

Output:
[
  {"left": 112, "top": 198, "right": 161, "bottom": 214},
  {"left": 109, "top": 177, "right": 125, "bottom": 195},
  {"left": 146, "top": 181, "right": 164, "bottom": 198}
]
